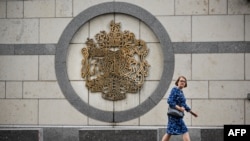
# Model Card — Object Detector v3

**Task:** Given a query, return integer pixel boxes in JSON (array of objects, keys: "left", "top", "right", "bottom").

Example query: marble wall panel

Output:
[
  {"left": 39, "top": 99, "right": 88, "bottom": 125},
  {"left": 192, "top": 54, "right": 244, "bottom": 80},
  {"left": 24, "top": 0, "right": 55, "bottom": 18},
  {"left": 23, "top": 82, "right": 64, "bottom": 98},
  {"left": 0, "top": 99, "right": 38, "bottom": 124},
  {"left": 192, "top": 100, "right": 244, "bottom": 126},
  {"left": 192, "top": 15, "right": 244, "bottom": 42},
  {"left": 6, "top": 81, "right": 22, "bottom": 98},
  {"left": 0, "top": 56, "right": 38, "bottom": 80},
  {"left": 0, "top": 19, "right": 39, "bottom": 44}
]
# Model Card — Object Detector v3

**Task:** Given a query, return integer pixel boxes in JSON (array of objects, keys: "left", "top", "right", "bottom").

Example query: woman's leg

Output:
[
  {"left": 162, "top": 133, "right": 171, "bottom": 141},
  {"left": 182, "top": 132, "right": 191, "bottom": 141}
]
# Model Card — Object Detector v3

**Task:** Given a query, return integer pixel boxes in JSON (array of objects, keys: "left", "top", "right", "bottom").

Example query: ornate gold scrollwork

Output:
[{"left": 81, "top": 20, "right": 150, "bottom": 101}]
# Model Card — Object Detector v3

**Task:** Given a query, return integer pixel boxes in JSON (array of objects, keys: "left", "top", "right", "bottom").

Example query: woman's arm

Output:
[{"left": 167, "top": 87, "right": 177, "bottom": 107}]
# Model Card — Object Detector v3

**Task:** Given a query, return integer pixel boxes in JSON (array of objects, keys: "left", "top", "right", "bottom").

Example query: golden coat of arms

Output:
[{"left": 81, "top": 21, "right": 150, "bottom": 101}]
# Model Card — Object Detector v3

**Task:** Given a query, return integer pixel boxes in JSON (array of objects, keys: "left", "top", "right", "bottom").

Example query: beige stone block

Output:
[
  {"left": 192, "top": 54, "right": 244, "bottom": 80},
  {"left": 24, "top": 0, "right": 55, "bottom": 17},
  {"left": 7, "top": 1, "right": 23, "bottom": 18},
  {"left": 71, "top": 22, "right": 89, "bottom": 43},
  {"left": 228, "top": 0, "right": 250, "bottom": 14},
  {"left": 0, "top": 56, "right": 38, "bottom": 80},
  {"left": 116, "top": 118, "right": 139, "bottom": 126},
  {"left": 116, "top": 0, "right": 174, "bottom": 15},
  {"left": 246, "top": 54, "right": 250, "bottom": 80},
  {"left": 0, "top": 82, "right": 5, "bottom": 98},
  {"left": 89, "top": 14, "right": 114, "bottom": 38},
  {"left": 140, "top": 100, "right": 167, "bottom": 125},
  {"left": 164, "top": 81, "right": 205, "bottom": 101},
  {"left": 6, "top": 82, "right": 22, "bottom": 98},
  {"left": 89, "top": 91, "right": 113, "bottom": 112},
  {"left": 146, "top": 43, "right": 163, "bottom": 80},
  {"left": 23, "top": 82, "right": 64, "bottom": 98},
  {"left": 67, "top": 44, "right": 84, "bottom": 80},
  {"left": 70, "top": 81, "right": 88, "bottom": 103},
  {"left": 39, "top": 55, "right": 56, "bottom": 80},
  {"left": 88, "top": 118, "right": 114, "bottom": 126},
  {"left": 185, "top": 100, "right": 192, "bottom": 126},
  {"left": 158, "top": 16, "right": 191, "bottom": 42},
  {"left": 184, "top": 81, "right": 208, "bottom": 99},
  {"left": 140, "top": 22, "right": 158, "bottom": 43},
  {"left": 74, "top": 0, "right": 174, "bottom": 16},
  {"left": 56, "top": 0, "right": 72, "bottom": 17},
  {"left": 246, "top": 16, "right": 250, "bottom": 41},
  {"left": 192, "top": 15, "right": 244, "bottom": 41},
  {"left": 140, "top": 81, "right": 160, "bottom": 102},
  {"left": 114, "top": 92, "right": 139, "bottom": 111},
  {"left": 40, "top": 18, "right": 72, "bottom": 43},
  {"left": 192, "top": 100, "right": 244, "bottom": 126},
  {"left": 173, "top": 54, "right": 191, "bottom": 79},
  {"left": 0, "top": 99, "right": 38, "bottom": 124},
  {"left": 0, "top": 1, "right": 6, "bottom": 18},
  {"left": 246, "top": 100, "right": 250, "bottom": 124},
  {"left": 73, "top": 0, "right": 113, "bottom": 16},
  {"left": 115, "top": 14, "right": 140, "bottom": 39},
  {"left": 39, "top": 100, "right": 87, "bottom": 125},
  {"left": 210, "top": 81, "right": 250, "bottom": 99},
  {"left": 176, "top": 0, "right": 208, "bottom": 15},
  {"left": 0, "top": 19, "right": 39, "bottom": 44},
  {"left": 209, "top": 0, "right": 227, "bottom": 14}
]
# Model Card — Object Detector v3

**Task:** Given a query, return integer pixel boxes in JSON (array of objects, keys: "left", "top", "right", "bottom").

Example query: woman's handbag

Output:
[{"left": 167, "top": 107, "right": 184, "bottom": 118}]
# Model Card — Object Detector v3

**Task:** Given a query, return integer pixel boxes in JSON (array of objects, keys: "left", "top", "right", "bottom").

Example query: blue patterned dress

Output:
[{"left": 166, "top": 86, "right": 191, "bottom": 135}]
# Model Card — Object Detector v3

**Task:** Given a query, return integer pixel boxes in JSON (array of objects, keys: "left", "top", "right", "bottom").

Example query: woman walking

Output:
[{"left": 162, "top": 76, "right": 198, "bottom": 141}]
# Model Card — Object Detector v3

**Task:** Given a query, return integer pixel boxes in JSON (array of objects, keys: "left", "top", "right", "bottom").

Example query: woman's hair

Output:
[{"left": 175, "top": 76, "right": 187, "bottom": 87}]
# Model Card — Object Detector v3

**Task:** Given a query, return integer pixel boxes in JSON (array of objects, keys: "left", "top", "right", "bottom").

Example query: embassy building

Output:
[{"left": 0, "top": 0, "right": 250, "bottom": 141}]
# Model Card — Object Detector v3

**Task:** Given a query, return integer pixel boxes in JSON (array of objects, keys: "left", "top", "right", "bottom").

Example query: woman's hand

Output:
[{"left": 175, "top": 105, "right": 185, "bottom": 112}]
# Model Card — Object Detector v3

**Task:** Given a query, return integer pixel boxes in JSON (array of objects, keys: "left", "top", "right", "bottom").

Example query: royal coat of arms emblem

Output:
[{"left": 81, "top": 20, "right": 150, "bottom": 101}]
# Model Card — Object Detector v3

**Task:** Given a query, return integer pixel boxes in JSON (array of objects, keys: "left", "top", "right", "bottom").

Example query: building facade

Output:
[{"left": 0, "top": 0, "right": 250, "bottom": 140}]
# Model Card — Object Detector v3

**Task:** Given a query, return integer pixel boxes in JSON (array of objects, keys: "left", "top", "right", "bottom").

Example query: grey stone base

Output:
[
  {"left": 0, "top": 128, "right": 41, "bottom": 141},
  {"left": 79, "top": 128, "right": 158, "bottom": 141},
  {"left": 158, "top": 128, "right": 200, "bottom": 141},
  {"left": 0, "top": 127, "right": 223, "bottom": 141},
  {"left": 158, "top": 128, "right": 223, "bottom": 141}
]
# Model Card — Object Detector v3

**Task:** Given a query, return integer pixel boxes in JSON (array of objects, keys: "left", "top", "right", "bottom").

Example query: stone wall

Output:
[{"left": 0, "top": 0, "right": 250, "bottom": 129}]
